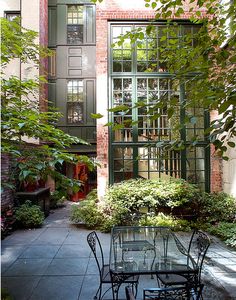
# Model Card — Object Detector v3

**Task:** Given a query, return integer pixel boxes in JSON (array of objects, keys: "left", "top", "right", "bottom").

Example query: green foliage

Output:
[
  {"left": 15, "top": 200, "right": 45, "bottom": 228},
  {"left": 139, "top": 213, "right": 191, "bottom": 231},
  {"left": 207, "top": 222, "right": 236, "bottom": 248},
  {"left": 102, "top": 178, "right": 200, "bottom": 213},
  {"left": 70, "top": 179, "right": 236, "bottom": 249},
  {"left": 1, "top": 17, "right": 49, "bottom": 67},
  {"left": 197, "top": 192, "right": 236, "bottom": 223},
  {"left": 71, "top": 179, "right": 200, "bottom": 232},
  {"left": 1, "top": 17, "right": 97, "bottom": 192},
  {"left": 50, "top": 190, "right": 67, "bottom": 208},
  {"left": 1, "top": 288, "right": 13, "bottom": 300},
  {"left": 70, "top": 190, "right": 103, "bottom": 228}
]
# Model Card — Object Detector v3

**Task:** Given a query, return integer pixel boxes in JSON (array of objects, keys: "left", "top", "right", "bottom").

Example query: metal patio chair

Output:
[
  {"left": 125, "top": 284, "right": 204, "bottom": 300},
  {"left": 156, "top": 230, "right": 211, "bottom": 298},
  {"left": 87, "top": 231, "right": 139, "bottom": 300}
]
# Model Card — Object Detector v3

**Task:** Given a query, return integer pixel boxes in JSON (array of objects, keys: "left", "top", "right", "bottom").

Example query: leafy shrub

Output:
[
  {"left": 50, "top": 190, "right": 67, "bottom": 208},
  {"left": 102, "top": 178, "right": 200, "bottom": 218},
  {"left": 207, "top": 222, "right": 236, "bottom": 248},
  {"left": 70, "top": 190, "right": 103, "bottom": 228},
  {"left": 71, "top": 179, "right": 201, "bottom": 232},
  {"left": 197, "top": 192, "right": 236, "bottom": 223},
  {"left": 1, "top": 206, "right": 15, "bottom": 239},
  {"left": 139, "top": 213, "right": 191, "bottom": 231},
  {"left": 69, "top": 178, "right": 236, "bottom": 250},
  {"left": 1, "top": 288, "right": 13, "bottom": 300},
  {"left": 15, "top": 200, "right": 44, "bottom": 228}
]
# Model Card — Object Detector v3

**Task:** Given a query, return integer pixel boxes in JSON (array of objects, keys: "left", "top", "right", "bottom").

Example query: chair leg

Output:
[
  {"left": 94, "top": 282, "right": 102, "bottom": 300},
  {"left": 131, "top": 282, "right": 139, "bottom": 297}
]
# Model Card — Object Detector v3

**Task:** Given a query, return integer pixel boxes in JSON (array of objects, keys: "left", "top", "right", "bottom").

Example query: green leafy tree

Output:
[
  {"left": 91, "top": 0, "right": 236, "bottom": 159},
  {"left": 1, "top": 17, "right": 96, "bottom": 192}
]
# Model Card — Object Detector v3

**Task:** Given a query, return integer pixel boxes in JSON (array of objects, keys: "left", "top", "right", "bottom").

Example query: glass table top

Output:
[{"left": 110, "top": 226, "right": 196, "bottom": 274}]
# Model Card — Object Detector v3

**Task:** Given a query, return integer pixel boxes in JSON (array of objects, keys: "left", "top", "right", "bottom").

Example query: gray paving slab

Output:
[
  {"left": 1, "top": 276, "right": 41, "bottom": 300},
  {"left": 55, "top": 244, "right": 90, "bottom": 258},
  {"left": 4, "top": 258, "right": 53, "bottom": 276},
  {"left": 28, "top": 275, "right": 83, "bottom": 300},
  {"left": 31, "top": 228, "right": 69, "bottom": 245},
  {"left": 1, "top": 201, "right": 236, "bottom": 300},
  {"left": 1, "top": 245, "right": 27, "bottom": 273},
  {"left": 19, "top": 245, "right": 60, "bottom": 258},
  {"left": 2, "top": 228, "right": 45, "bottom": 245},
  {"left": 44, "top": 257, "right": 89, "bottom": 276}
]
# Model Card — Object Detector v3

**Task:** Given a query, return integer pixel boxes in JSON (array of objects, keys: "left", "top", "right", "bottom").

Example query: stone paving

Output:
[{"left": 1, "top": 202, "right": 236, "bottom": 300}]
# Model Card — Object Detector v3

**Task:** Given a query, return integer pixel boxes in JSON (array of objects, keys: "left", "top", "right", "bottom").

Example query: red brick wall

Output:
[
  {"left": 1, "top": 154, "right": 14, "bottom": 210},
  {"left": 210, "top": 111, "right": 223, "bottom": 192},
  {"left": 210, "top": 145, "right": 223, "bottom": 192}
]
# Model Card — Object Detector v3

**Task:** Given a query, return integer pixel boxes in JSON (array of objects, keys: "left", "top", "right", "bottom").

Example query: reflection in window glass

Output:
[
  {"left": 186, "top": 147, "right": 205, "bottom": 189},
  {"left": 5, "top": 12, "right": 20, "bottom": 21},
  {"left": 67, "top": 5, "right": 83, "bottom": 44},
  {"left": 113, "top": 147, "right": 133, "bottom": 182},
  {"left": 110, "top": 24, "right": 208, "bottom": 190},
  {"left": 138, "top": 147, "right": 180, "bottom": 180},
  {"left": 67, "top": 80, "right": 83, "bottom": 124},
  {"left": 112, "top": 26, "right": 132, "bottom": 72}
]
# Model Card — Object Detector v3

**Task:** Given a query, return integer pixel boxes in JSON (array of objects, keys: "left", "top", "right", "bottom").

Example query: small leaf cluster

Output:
[
  {"left": 15, "top": 200, "right": 45, "bottom": 228},
  {"left": 207, "top": 222, "right": 236, "bottom": 248},
  {"left": 70, "top": 190, "right": 103, "bottom": 228}
]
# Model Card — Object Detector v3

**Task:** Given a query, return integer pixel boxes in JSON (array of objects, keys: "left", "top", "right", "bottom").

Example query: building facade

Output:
[{"left": 2, "top": 0, "right": 235, "bottom": 205}]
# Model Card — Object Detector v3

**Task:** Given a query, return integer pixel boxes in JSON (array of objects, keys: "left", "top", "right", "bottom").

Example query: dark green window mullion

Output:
[
  {"left": 204, "top": 109, "right": 210, "bottom": 192},
  {"left": 204, "top": 144, "right": 210, "bottom": 192},
  {"left": 133, "top": 75, "right": 138, "bottom": 143},
  {"left": 180, "top": 82, "right": 186, "bottom": 179},
  {"left": 133, "top": 147, "right": 139, "bottom": 178},
  {"left": 109, "top": 145, "right": 114, "bottom": 184},
  {"left": 109, "top": 72, "right": 114, "bottom": 183}
]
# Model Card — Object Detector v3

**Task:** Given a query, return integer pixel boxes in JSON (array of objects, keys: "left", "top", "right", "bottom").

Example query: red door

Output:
[{"left": 70, "top": 163, "right": 88, "bottom": 202}]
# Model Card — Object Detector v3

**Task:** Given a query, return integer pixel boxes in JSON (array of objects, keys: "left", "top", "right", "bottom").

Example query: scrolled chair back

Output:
[
  {"left": 188, "top": 230, "right": 211, "bottom": 282},
  {"left": 143, "top": 284, "right": 204, "bottom": 300},
  {"left": 87, "top": 231, "right": 105, "bottom": 277}
]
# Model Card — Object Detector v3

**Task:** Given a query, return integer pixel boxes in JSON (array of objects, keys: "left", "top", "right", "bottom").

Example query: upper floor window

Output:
[
  {"left": 111, "top": 24, "right": 200, "bottom": 74},
  {"left": 5, "top": 11, "right": 20, "bottom": 21},
  {"left": 67, "top": 80, "right": 84, "bottom": 124},
  {"left": 67, "top": 5, "right": 83, "bottom": 44}
]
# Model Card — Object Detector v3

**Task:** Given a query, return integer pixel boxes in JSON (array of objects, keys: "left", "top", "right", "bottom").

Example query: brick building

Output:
[{"left": 1, "top": 0, "right": 235, "bottom": 206}]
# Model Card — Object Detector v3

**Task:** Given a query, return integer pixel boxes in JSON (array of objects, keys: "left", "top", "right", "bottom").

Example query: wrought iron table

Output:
[{"left": 109, "top": 226, "right": 198, "bottom": 299}]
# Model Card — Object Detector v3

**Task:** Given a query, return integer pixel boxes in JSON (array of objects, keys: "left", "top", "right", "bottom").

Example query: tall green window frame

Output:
[
  {"left": 67, "top": 79, "right": 84, "bottom": 124},
  {"left": 109, "top": 22, "right": 210, "bottom": 191},
  {"left": 67, "top": 5, "right": 84, "bottom": 44}
]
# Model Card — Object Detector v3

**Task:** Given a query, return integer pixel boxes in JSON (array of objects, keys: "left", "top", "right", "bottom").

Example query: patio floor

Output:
[{"left": 1, "top": 201, "right": 236, "bottom": 300}]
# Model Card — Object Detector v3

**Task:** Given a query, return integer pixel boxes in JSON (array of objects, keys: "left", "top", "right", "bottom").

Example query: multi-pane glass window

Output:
[
  {"left": 112, "top": 26, "right": 132, "bottom": 72},
  {"left": 138, "top": 147, "right": 181, "bottom": 180},
  {"left": 109, "top": 23, "right": 210, "bottom": 190},
  {"left": 67, "top": 5, "right": 83, "bottom": 44},
  {"left": 5, "top": 12, "right": 20, "bottom": 21},
  {"left": 67, "top": 80, "right": 84, "bottom": 124},
  {"left": 186, "top": 147, "right": 207, "bottom": 191}
]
